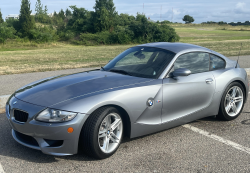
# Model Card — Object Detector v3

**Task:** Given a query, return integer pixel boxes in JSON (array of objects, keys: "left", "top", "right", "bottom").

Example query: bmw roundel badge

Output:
[{"left": 147, "top": 99, "right": 154, "bottom": 106}]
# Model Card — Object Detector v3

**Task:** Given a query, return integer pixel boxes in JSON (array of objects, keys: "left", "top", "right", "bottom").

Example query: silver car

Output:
[{"left": 6, "top": 42, "right": 249, "bottom": 159}]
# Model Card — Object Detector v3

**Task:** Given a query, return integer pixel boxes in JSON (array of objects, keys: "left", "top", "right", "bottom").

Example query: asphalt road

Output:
[
  {"left": 0, "top": 67, "right": 98, "bottom": 96},
  {"left": 0, "top": 56, "right": 250, "bottom": 172},
  {"left": 0, "top": 56, "right": 249, "bottom": 96},
  {"left": 0, "top": 93, "right": 250, "bottom": 172},
  {"left": 230, "top": 55, "right": 250, "bottom": 68}
]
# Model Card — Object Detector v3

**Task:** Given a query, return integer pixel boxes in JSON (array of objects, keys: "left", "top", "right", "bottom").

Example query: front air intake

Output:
[{"left": 14, "top": 109, "right": 29, "bottom": 123}]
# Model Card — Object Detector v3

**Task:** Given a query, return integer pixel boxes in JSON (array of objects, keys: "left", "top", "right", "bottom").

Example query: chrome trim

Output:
[{"left": 6, "top": 104, "right": 10, "bottom": 117}]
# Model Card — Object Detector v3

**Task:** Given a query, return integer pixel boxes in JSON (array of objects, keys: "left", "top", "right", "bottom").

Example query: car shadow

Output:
[
  {"left": 122, "top": 116, "right": 221, "bottom": 145},
  {"left": 0, "top": 114, "right": 231, "bottom": 163}
]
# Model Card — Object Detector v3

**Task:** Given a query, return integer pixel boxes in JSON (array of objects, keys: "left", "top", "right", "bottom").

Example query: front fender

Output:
[{"left": 50, "top": 83, "right": 162, "bottom": 124}]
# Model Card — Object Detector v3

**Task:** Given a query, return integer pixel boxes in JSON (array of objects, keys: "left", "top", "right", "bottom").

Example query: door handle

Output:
[{"left": 205, "top": 78, "right": 213, "bottom": 84}]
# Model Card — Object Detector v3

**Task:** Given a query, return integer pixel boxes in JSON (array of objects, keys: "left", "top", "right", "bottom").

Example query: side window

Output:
[
  {"left": 174, "top": 52, "right": 210, "bottom": 74},
  {"left": 210, "top": 54, "right": 226, "bottom": 70}
]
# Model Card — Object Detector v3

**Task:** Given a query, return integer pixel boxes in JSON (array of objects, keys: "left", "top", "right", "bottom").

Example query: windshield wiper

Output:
[
  {"left": 109, "top": 69, "right": 132, "bottom": 76},
  {"left": 101, "top": 67, "right": 106, "bottom": 71}
]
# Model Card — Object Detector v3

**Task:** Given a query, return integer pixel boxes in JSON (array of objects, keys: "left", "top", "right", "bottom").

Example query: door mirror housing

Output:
[{"left": 171, "top": 68, "right": 191, "bottom": 77}]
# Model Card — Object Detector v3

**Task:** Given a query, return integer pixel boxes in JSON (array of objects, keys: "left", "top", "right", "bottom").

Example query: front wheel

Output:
[
  {"left": 80, "top": 107, "right": 123, "bottom": 159},
  {"left": 218, "top": 82, "right": 245, "bottom": 121}
]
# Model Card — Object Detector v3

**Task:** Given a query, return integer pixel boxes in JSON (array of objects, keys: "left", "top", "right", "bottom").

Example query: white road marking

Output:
[
  {"left": 183, "top": 124, "right": 250, "bottom": 154},
  {"left": 0, "top": 163, "right": 5, "bottom": 173}
]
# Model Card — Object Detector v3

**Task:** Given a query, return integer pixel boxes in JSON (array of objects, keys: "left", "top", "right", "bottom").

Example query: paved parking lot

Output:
[
  {"left": 0, "top": 67, "right": 98, "bottom": 96},
  {"left": 0, "top": 56, "right": 250, "bottom": 172},
  {"left": 0, "top": 94, "right": 250, "bottom": 172}
]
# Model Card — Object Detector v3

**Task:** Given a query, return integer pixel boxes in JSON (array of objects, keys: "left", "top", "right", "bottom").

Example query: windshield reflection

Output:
[{"left": 104, "top": 47, "right": 176, "bottom": 79}]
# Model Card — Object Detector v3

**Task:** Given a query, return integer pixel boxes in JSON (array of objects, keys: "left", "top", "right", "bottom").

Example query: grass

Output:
[
  {"left": 0, "top": 40, "right": 61, "bottom": 51},
  {"left": 0, "top": 24, "right": 250, "bottom": 75},
  {"left": 172, "top": 24, "right": 250, "bottom": 57},
  {"left": 0, "top": 44, "right": 134, "bottom": 75},
  {"left": 172, "top": 24, "right": 250, "bottom": 43}
]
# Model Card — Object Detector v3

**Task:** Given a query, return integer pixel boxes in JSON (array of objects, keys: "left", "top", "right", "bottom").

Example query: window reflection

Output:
[
  {"left": 210, "top": 54, "right": 225, "bottom": 70},
  {"left": 104, "top": 47, "right": 176, "bottom": 79},
  {"left": 174, "top": 52, "right": 210, "bottom": 74}
]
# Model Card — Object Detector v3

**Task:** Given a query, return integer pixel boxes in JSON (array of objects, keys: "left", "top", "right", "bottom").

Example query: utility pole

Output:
[
  {"left": 143, "top": 3, "right": 144, "bottom": 15},
  {"left": 160, "top": 5, "right": 162, "bottom": 22},
  {"left": 172, "top": 7, "right": 173, "bottom": 23}
]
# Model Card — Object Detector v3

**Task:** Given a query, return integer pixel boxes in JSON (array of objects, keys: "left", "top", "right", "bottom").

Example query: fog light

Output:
[{"left": 67, "top": 127, "right": 74, "bottom": 133}]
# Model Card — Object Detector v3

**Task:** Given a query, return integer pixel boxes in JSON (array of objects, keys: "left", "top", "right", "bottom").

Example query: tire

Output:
[
  {"left": 79, "top": 106, "right": 124, "bottom": 159},
  {"left": 217, "top": 82, "right": 245, "bottom": 121}
]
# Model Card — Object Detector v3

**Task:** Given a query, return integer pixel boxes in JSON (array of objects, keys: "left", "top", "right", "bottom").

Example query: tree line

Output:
[
  {"left": 201, "top": 21, "right": 250, "bottom": 26},
  {"left": 0, "top": 0, "right": 180, "bottom": 45}
]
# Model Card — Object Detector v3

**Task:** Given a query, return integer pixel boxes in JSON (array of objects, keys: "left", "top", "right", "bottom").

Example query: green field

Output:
[
  {"left": 174, "top": 24, "right": 250, "bottom": 57},
  {"left": 0, "top": 24, "right": 250, "bottom": 75}
]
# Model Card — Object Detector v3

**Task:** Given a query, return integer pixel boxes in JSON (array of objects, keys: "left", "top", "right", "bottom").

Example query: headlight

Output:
[{"left": 36, "top": 108, "right": 77, "bottom": 122}]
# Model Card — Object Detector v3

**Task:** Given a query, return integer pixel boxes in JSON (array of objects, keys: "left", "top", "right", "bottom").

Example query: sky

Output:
[{"left": 1, "top": 0, "right": 250, "bottom": 23}]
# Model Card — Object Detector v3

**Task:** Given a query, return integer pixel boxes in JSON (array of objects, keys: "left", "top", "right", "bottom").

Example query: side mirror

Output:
[{"left": 171, "top": 68, "right": 191, "bottom": 77}]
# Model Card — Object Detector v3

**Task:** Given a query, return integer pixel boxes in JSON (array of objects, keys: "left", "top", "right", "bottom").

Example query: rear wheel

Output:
[
  {"left": 218, "top": 82, "right": 245, "bottom": 121},
  {"left": 80, "top": 107, "right": 123, "bottom": 159}
]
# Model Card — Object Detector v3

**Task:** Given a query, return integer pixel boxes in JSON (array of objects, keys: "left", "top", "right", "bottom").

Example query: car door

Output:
[{"left": 161, "top": 52, "right": 215, "bottom": 123}]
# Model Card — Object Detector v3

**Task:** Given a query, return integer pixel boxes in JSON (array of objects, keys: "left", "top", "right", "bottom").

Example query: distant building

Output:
[
  {"left": 147, "top": 17, "right": 156, "bottom": 23},
  {"left": 5, "top": 14, "right": 19, "bottom": 20}
]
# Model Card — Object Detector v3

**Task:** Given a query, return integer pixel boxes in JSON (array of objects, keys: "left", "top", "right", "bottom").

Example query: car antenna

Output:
[{"left": 235, "top": 43, "right": 242, "bottom": 68}]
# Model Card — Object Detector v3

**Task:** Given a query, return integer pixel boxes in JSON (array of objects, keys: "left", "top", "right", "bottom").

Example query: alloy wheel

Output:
[
  {"left": 224, "top": 86, "right": 244, "bottom": 117},
  {"left": 98, "top": 113, "right": 123, "bottom": 153}
]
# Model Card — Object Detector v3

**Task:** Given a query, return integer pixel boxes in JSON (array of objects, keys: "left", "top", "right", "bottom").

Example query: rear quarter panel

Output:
[{"left": 211, "top": 67, "right": 249, "bottom": 115}]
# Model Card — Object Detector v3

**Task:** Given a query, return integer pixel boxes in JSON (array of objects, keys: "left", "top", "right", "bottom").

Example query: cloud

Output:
[
  {"left": 234, "top": 2, "right": 249, "bottom": 15},
  {"left": 236, "top": 2, "right": 245, "bottom": 10}
]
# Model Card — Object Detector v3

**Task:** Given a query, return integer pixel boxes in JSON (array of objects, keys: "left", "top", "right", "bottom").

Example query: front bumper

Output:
[{"left": 6, "top": 96, "right": 88, "bottom": 156}]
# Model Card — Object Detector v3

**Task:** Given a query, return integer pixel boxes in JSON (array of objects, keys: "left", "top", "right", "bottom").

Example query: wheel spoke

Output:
[
  {"left": 231, "top": 87, "right": 237, "bottom": 97},
  {"left": 225, "top": 105, "right": 231, "bottom": 113},
  {"left": 226, "top": 94, "right": 230, "bottom": 101},
  {"left": 99, "top": 130, "right": 107, "bottom": 138},
  {"left": 110, "top": 119, "right": 121, "bottom": 131},
  {"left": 110, "top": 132, "right": 119, "bottom": 143},
  {"left": 105, "top": 115, "right": 111, "bottom": 128},
  {"left": 232, "top": 103, "right": 237, "bottom": 113},
  {"left": 234, "top": 97, "right": 243, "bottom": 103},
  {"left": 102, "top": 136, "right": 110, "bottom": 152}
]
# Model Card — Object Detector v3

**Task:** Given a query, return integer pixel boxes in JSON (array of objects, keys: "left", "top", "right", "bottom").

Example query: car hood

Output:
[{"left": 14, "top": 70, "right": 152, "bottom": 107}]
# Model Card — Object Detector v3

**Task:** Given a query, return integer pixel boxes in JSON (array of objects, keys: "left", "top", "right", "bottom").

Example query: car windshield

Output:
[{"left": 103, "top": 47, "right": 176, "bottom": 79}]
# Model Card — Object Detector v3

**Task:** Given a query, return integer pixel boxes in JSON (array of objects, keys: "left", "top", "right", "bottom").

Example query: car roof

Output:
[
  {"left": 137, "top": 42, "right": 237, "bottom": 69},
  {"left": 137, "top": 42, "right": 212, "bottom": 54}
]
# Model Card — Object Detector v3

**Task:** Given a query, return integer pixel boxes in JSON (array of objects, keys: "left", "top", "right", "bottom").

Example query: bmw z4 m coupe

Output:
[{"left": 6, "top": 42, "right": 249, "bottom": 159}]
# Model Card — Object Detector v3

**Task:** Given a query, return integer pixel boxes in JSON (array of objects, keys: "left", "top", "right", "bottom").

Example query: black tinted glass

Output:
[
  {"left": 104, "top": 47, "right": 176, "bottom": 79},
  {"left": 174, "top": 52, "right": 210, "bottom": 74},
  {"left": 210, "top": 54, "right": 225, "bottom": 70}
]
